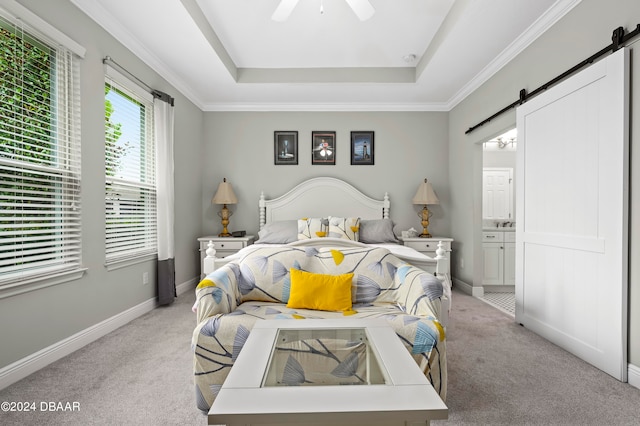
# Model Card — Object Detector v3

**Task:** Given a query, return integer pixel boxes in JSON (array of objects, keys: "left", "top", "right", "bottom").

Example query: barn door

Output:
[{"left": 515, "top": 48, "right": 629, "bottom": 380}]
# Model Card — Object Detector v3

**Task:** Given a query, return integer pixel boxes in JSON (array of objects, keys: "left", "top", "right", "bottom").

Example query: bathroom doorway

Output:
[{"left": 480, "top": 128, "right": 516, "bottom": 316}]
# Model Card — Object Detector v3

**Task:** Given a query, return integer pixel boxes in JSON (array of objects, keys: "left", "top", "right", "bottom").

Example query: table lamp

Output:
[
  {"left": 412, "top": 178, "right": 439, "bottom": 238},
  {"left": 212, "top": 178, "right": 238, "bottom": 237}
]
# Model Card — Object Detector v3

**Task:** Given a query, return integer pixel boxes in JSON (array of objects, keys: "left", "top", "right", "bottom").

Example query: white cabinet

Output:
[
  {"left": 400, "top": 237, "right": 453, "bottom": 276},
  {"left": 503, "top": 234, "right": 516, "bottom": 285},
  {"left": 482, "top": 231, "right": 515, "bottom": 285},
  {"left": 197, "top": 235, "right": 255, "bottom": 279}
]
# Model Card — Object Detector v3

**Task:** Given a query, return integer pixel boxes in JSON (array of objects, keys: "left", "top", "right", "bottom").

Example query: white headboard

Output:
[{"left": 259, "top": 177, "right": 390, "bottom": 229}]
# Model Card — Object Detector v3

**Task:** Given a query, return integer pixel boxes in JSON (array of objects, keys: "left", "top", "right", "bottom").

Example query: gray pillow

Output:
[
  {"left": 359, "top": 219, "right": 399, "bottom": 244},
  {"left": 256, "top": 220, "right": 298, "bottom": 244}
]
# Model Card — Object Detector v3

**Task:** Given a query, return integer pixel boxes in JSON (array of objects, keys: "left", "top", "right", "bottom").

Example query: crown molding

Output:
[
  {"left": 202, "top": 102, "right": 450, "bottom": 112},
  {"left": 70, "top": 0, "right": 205, "bottom": 110},
  {"left": 445, "top": 0, "right": 582, "bottom": 110}
]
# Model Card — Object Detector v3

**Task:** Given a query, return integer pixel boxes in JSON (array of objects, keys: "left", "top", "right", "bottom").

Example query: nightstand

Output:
[
  {"left": 399, "top": 237, "right": 453, "bottom": 276},
  {"left": 197, "top": 235, "right": 255, "bottom": 279}
]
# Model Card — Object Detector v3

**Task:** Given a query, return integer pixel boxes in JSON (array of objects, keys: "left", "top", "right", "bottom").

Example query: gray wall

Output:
[
  {"left": 202, "top": 112, "right": 450, "bottom": 238},
  {"left": 0, "top": 0, "right": 204, "bottom": 369},
  {"left": 448, "top": 0, "right": 640, "bottom": 365}
]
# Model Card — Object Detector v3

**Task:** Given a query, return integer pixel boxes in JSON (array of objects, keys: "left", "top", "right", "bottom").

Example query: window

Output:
[
  {"left": 0, "top": 13, "right": 82, "bottom": 285},
  {"left": 104, "top": 68, "right": 156, "bottom": 264}
]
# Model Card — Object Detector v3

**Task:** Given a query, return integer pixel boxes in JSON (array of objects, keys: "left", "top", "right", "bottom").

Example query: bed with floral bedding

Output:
[{"left": 192, "top": 243, "right": 447, "bottom": 411}]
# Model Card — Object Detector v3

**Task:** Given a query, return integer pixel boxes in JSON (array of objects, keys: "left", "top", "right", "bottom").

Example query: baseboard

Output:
[
  {"left": 453, "top": 277, "right": 484, "bottom": 297},
  {"left": 629, "top": 364, "right": 640, "bottom": 390},
  {"left": 483, "top": 285, "right": 515, "bottom": 293},
  {"left": 0, "top": 276, "right": 198, "bottom": 391},
  {"left": 176, "top": 276, "right": 198, "bottom": 295}
]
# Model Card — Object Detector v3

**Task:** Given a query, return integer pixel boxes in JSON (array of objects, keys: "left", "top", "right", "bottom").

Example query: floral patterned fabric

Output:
[
  {"left": 192, "top": 245, "right": 447, "bottom": 411},
  {"left": 328, "top": 216, "right": 361, "bottom": 240},
  {"left": 297, "top": 218, "right": 328, "bottom": 239}
]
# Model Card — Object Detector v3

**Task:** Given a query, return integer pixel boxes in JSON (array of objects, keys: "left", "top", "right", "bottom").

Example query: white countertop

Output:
[{"left": 483, "top": 227, "right": 516, "bottom": 232}]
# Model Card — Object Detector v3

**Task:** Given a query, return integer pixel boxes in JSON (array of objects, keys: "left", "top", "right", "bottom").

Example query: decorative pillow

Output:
[
  {"left": 257, "top": 220, "right": 298, "bottom": 244},
  {"left": 286, "top": 269, "right": 353, "bottom": 312},
  {"left": 328, "top": 216, "right": 360, "bottom": 241},
  {"left": 359, "top": 218, "right": 399, "bottom": 243},
  {"left": 297, "top": 218, "right": 328, "bottom": 239}
]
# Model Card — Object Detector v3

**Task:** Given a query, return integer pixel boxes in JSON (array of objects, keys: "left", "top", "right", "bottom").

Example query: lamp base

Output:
[
  {"left": 218, "top": 204, "right": 233, "bottom": 237},
  {"left": 418, "top": 205, "right": 432, "bottom": 239}
]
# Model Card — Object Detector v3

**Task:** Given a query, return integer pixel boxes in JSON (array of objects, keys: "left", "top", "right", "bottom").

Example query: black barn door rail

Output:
[{"left": 465, "top": 24, "right": 640, "bottom": 135}]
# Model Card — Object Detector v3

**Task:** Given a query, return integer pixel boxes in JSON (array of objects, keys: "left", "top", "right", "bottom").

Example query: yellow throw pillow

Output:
[{"left": 287, "top": 269, "right": 353, "bottom": 312}]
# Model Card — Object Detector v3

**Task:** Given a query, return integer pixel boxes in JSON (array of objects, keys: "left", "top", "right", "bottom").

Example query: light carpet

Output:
[{"left": 1, "top": 288, "right": 639, "bottom": 425}]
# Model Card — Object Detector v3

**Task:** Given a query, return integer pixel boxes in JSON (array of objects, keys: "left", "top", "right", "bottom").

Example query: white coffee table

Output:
[{"left": 208, "top": 319, "right": 447, "bottom": 426}]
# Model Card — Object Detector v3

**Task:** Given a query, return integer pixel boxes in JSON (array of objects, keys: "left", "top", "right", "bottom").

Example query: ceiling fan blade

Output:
[
  {"left": 271, "top": 0, "right": 300, "bottom": 22},
  {"left": 344, "top": 0, "right": 375, "bottom": 21}
]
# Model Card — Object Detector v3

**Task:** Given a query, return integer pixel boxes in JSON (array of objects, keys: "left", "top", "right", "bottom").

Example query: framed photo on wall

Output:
[
  {"left": 311, "top": 131, "right": 336, "bottom": 165},
  {"left": 350, "top": 131, "right": 374, "bottom": 165},
  {"left": 274, "top": 131, "right": 298, "bottom": 165}
]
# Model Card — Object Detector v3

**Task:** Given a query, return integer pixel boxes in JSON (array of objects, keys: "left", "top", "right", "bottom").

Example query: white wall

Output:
[
  {"left": 448, "top": 0, "right": 640, "bottom": 366},
  {"left": 0, "top": 0, "right": 204, "bottom": 371},
  {"left": 483, "top": 148, "right": 516, "bottom": 169},
  {"left": 202, "top": 111, "right": 450, "bottom": 239}
]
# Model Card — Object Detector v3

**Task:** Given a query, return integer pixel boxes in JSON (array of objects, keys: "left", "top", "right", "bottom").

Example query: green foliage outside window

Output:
[{"left": 0, "top": 27, "right": 52, "bottom": 164}]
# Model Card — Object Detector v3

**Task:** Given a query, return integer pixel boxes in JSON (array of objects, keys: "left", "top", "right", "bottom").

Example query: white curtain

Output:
[{"left": 154, "top": 96, "right": 175, "bottom": 305}]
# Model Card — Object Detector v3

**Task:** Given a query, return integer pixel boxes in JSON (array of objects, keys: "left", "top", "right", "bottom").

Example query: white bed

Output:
[{"left": 202, "top": 177, "right": 451, "bottom": 323}]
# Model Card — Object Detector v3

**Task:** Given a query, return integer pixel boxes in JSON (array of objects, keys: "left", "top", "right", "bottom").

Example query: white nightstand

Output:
[
  {"left": 197, "top": 235, "right": 255, "bottom": 279},
  {"left": 399, "top": 237, "right": 453, "bottom": 276}
]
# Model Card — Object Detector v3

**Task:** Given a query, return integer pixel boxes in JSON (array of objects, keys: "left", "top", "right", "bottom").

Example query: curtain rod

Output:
[
  {"left": 103, "top": 56, "right": 175, "bottom": 106},
  {"left": 465, "top": 24, "right": 640, "bottom": 135}
]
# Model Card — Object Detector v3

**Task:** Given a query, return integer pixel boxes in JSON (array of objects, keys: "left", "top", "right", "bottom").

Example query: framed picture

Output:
[
  {"left": 274, "top": 131, "right": 298, "bottom": 165},
  {"left": 311, "top": 131, "right": 336, "bottom": 165},
  {"left": 350, "top": 131, "right": 374, "bottom": 165}
]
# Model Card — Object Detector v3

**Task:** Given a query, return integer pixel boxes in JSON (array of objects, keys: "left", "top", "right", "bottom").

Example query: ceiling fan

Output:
[{"left": 272, "top": 0, "right": 375, "bottom": 22}]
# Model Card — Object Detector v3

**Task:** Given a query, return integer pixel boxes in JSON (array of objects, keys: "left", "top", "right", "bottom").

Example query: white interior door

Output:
[
  {"left": 515, "top": 48, "right": 629, "bottom": 381},
  {"left": 483, "top": 168, "right": 512, "bottom": 220}
]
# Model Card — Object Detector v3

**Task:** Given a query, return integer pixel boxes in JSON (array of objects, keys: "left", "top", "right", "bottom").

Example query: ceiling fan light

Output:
[{"left": 272, "top": 0, "right": 375, "bottom": 22}]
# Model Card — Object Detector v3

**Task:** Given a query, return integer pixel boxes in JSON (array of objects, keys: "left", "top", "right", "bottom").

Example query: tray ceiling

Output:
[{"left": 71, "top": 0, "right": 579, "bottom": 111}]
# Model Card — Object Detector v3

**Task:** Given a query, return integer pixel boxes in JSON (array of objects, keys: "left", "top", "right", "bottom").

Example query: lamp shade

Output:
[
  {"left": 412, "top": 178, "right": 439, "bottom": 205},
  {"left": 212, "top": 178, "right": 238, "bottom": 205}
]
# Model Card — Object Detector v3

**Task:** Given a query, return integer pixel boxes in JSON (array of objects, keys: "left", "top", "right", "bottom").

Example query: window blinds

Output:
[
  {"left": 104, "top": 67, "right": 157, "bottom": 264},
  {"left": 0, "top": 13, "right": 82, "bottom": 283}
]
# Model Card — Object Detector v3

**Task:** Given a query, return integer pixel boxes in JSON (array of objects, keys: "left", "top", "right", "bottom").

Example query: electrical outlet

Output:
[{"left": 143, "top": 272, "right": 149, "bottom": 285}]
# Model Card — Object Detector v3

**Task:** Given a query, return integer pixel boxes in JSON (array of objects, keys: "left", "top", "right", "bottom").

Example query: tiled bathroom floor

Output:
[{"left": 480, "top": 292, "right": 515, "bottom": 317}]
